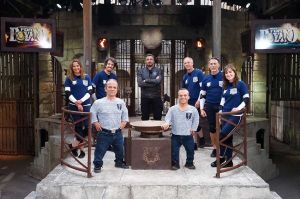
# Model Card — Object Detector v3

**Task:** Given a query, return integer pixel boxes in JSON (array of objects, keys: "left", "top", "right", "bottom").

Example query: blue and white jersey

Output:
[
  {"left": 182, "top": 68, "right": 205, "bottom": 105},
  {"left": 64, "top": 74, "right": 92, "bottom": 106},
  {"left": 199, "top": 71, "right": 223, "bottom": 108},
  {"left": 220, "top": 80, "right": 249, "bottom": 113},
  {"left": 92, "top": 70, "right": 117, "bottom": 99},
  {"left": 165, "top": 105, "right": 199, "bottom": 136},
  {"left": 90, "top": 97, "right": 129, "bottom": 130}
]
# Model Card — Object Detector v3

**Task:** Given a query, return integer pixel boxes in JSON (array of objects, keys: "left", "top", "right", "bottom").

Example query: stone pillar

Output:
[
  {"left": 212, "top": 0, "right": 221, "bottom": 58},
  {"left": 39, "top": 53, "right": 55, "bottom": 117},
  {"left": 252, "top": 53, "right": 267, "bottom": 117}
]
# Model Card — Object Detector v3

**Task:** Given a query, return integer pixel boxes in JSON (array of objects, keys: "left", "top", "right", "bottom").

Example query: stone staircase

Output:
[{"left": 246, "top": 137, "right": 279, "bottom": 181}]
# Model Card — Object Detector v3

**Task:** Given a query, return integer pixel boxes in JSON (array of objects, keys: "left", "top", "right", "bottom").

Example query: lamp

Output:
[
  {"left": 195, "top": 38, "right": 205, "bottom": 50},
  {"left": 142, "top": 0, "right": 150, "bottom": 7},
  {"left": 97, "top": 38, "right": 108, "bottom": 51},
  {"left": 152, "top": 0, "right": 162, "bottom": 7}
]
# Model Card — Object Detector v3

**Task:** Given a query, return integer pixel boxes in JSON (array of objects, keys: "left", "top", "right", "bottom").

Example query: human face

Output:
[
  {"left": 208, "top": 59, "right": 220, "bottom": 75},
  {"left": 145, "top": 55, "right": 155, "bottom": 68},
  {"left": 105, "top": 80, "right": 118, "bottom": 97},
  {"left": 183, "top": 58, "right": 194, "bottom": 72},
  {"left": 72, "top": 62, "right": 81, "bottom": 75},
  {"left": 225, "top": 68, "right": 236, "bottom": 83},
  {"left": 178, "top": 90, "right": 189, "bottom": 105},
  {"left": 105, "top": 60, "right": 114, "bottom": 73}
]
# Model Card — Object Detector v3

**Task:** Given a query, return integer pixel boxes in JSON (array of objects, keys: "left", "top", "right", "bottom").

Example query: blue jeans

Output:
[
  {"left": 220, "top": 115, "right": 242, "bottom": 160},
  {"left": 171, "top": 134, "right": 194, "bottom": 167},
  {"left": 93, "top": 130, "right": 124, "bottom": 168}
]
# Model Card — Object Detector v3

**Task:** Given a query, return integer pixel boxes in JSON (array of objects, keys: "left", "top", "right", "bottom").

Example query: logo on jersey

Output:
[
  {"left": 219, "top": 81, "right": 223, "bottom": 87},
  {"left": 152, "top": 71, "right": 157, "bottom": 76},
  {"left": 186, "top": 112, "right": 192, "bottom": 120},
  {"left": 83, "top": 80, "right": 88, "bottom": 86},
  {"left": 207, "top": 82, "right": 211, "bottom": 87},
  {"left": 103, "top": 80, "right": 107, "bottom": 85},
  {"left": 230, "top": 88, "right": 237, "bottom": 95},
  {"left": 117, "top": 104, "right": 122, "bottom": 110},
  {"left": 193, "top": 77, "right": 198, "bottom": 83},
  {"left": 185, "top": 79, "right": 188, "bottom": 85},
  {"left": 72, "top": 80, "right": 77, "bottom": 85}
]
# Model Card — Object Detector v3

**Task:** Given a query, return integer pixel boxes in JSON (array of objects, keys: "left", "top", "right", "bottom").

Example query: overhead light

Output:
[
  {"left": 195, "top": 38, "right": 206, "bottom": 50},
  {"left": 56, "top": 3, "right": 62, "bottom": 9},
  {"left": 246, "top": 3, "right": 251, "bottom": 9},
  {"left": 153, "top": 0, "right": 162, "bottom": 7},
  {"left": 142, "top": 0, "right": 150, "bottom": 7},
  {"left": 97, "top": 37, "right": 108, "bottom": 51},
  {"left": 119, "top": 0, "right": 128, "bottom": 5}
]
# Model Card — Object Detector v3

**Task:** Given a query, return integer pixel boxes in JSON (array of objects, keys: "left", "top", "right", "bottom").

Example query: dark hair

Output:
[
  {"left": 223, "top": 64, "right": 239, "bottom": 89},
  {"left": 145, "top": 53, "right": 155, "bottom": 59},
  {"left": 68, "top": 59, "right": 85, "bottom": 80},
  {"left": 208, "top": 57, "right": 220, "bottom": 63},
  {"left": 104, "top": 57, "right": 118, "bottom": 69}
]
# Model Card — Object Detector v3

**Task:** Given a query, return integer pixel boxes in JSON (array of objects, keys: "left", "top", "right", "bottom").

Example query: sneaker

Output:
[
  {"left": 171, "top": 165, "right": 180, "bottom": 170},
  {"left": 78, "top": 150, "right": 85, "bottom": 158},
  {"left": 199, "top": 137, "right": 205, "bottom": 148},
  {"left": 94, "top": 166, "right": 101, "bottom": 173},
  {"left": 210, "top": 157, "right": 226, "bottom": 167},
  {"left": 69, "top": 144, "right": 78, "bottom": 157},
  {"left": 194, "top": 143, "right": 198, "bottom": 151},
  {"left": 222, "top": 160, "right": 233, "bottom": 168},
  {"left": 210, "top": 149, "right": 216, "bottom": 157},
  {"left": 184, "top": 163, "right": 196, "bottom": 169},
  {"left": 115, "top": 162, "right": 129, "bottom": 169}
]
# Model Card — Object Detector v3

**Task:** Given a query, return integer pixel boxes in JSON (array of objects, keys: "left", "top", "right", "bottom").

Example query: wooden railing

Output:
[
  {"left": 215, "top": 109, "right": 247, "bottom": 178},
  {"left": 61, "top": 107, "right": 92, "bottom": 178}
]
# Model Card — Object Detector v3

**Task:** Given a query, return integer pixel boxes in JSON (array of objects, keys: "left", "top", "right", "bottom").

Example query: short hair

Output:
[
  {"left": 145, "top": 53, "right": 155, "bottom": 59},
  {"left": 105, "top": 79, "right": 118, "bottom": 88},
  {"left": 208, "top": 57, "right": 220, "bottom": 63},
  {"left": 104, "top": 57, "right": 118, "bottom": 68},
  {"left": 178, "top": 88, "right": 189, "bottom": 95},
  {"left": 183, "top": 57, "right": 193, "bottom": 63}
]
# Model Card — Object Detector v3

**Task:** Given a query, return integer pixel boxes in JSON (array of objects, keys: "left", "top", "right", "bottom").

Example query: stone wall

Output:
[{"left": 271, "top": 101, "right": 300, "bottom": 149}]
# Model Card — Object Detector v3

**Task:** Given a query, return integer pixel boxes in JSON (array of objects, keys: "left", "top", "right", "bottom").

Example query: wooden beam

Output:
[{"left": 83, "top": 0, "right": 92, "bottom": 76}]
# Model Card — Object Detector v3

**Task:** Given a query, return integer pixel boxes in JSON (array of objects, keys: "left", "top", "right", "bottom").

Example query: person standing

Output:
[
  {"left": 196, "top": 57, "right": 223, "bottom": 158},
  {"left": 91, "top": 79, "right": 129, "bottom": 173},
  {"left": 211, "top": 64, "right": 249, "bottom": 167},
  {"left": 182, "top": 57, "right": 205, "bottom": 150},
  {"left": 137, "top": 54, "right": 163, "bottom": 120},
  {"left": 92, "top": 57, "right": 117, "bottom": 100},
  {"left": 162, "top": 88, "right": 199, "bottom": 170},
  {"left": 64, "top": 59, "right": 92, "bottom": 158}
]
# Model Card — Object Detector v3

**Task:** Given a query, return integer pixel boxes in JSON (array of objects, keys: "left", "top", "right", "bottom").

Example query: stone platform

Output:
[{"left": 26, "top": 146, "right": 280, "bottom": 199}]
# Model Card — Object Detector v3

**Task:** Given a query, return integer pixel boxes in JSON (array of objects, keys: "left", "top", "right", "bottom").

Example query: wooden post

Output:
[
  {"left": 212, "top": 0, "right": 221, "bottom": 59},
  {"left": 83, "top": 0, "right": 92, "bottom": 76}
]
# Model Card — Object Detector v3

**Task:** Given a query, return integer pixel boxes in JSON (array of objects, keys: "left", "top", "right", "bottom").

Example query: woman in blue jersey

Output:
[
  {"left": 64, "top": 59, "right": 92, "bottom": 158},
  {"left": 211, "top": 64, "right": 249, "bottom": 167}
]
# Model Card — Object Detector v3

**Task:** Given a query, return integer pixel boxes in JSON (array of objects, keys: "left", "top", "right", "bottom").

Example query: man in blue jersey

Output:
[
  {"left": 196, "top": 57, "right": 223, "bottom": 158},
  {"left": 182, "top": 57, "right": 205, "bottom": 150},
  {"left": 92, "top": 57, "right": 117, "bottom": 100},
  {"left": 162, "top": 88, "right": 199, "bottom": 170}
]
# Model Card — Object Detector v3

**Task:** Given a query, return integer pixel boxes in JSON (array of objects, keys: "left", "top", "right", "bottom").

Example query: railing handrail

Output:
[
  {"left": 60, "top": 107, "right": 93, "bottom": 178},
  {"left": 215, "top": 109, "right": 247, "bottom": 178}
]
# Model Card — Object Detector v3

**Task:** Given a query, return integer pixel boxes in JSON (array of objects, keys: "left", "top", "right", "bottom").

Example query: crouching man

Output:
[
  {"left": 90, "top": 79, "right": 129, "bottom": 173},
  {"left": 161, "top": 88, "right": 199, "bottom": 170}
]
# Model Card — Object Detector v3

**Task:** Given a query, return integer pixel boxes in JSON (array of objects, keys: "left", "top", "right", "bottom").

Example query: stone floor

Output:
[{"left": 31, "top": 147, "right": 272, "bottom": 199}]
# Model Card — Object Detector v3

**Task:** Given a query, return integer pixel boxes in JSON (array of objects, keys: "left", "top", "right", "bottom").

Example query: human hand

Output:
[
  {"left": 93, "top": 122, "right": 102, "bottom": 132},
  {"left": 77, "top": 104, "right": 83, "bottom": 112},
  {"left": 200, "top": 109, "right": 207, "bottom": 117},
  {"left": 119, "top": 121, "right": 127, "bottom": 129},
  {"left": 161, "top": 123, "right": 170, "bottom": 131}
]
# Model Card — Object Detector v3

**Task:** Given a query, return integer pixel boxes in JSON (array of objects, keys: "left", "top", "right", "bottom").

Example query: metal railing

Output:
[
  {"left": 61, "top": 107, "right": 92, "bottom": 178},
  {"left": 215, "top": 109, "right": 247, "bottom": 178}
]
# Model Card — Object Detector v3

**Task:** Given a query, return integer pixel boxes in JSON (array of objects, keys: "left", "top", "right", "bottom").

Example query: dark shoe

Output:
[
  {"left": 115, "top": 162, "right": 129, "bottom": 169},
  {"left": 108, "top": 145, "right": 114, "bottom": 151},
  {"left": 194, "top": 143, "right": 198, "bottom": 151},
  {"left": 211, "top": 157, "right": 226, "bottom": 167},
  {"left": 69, "top": 144, "right": 78, "bottom": 157},
  {"left": 78, "top": 150, "right": 85, "bottom": 158},
  {"left": 199, "top": 137, "right": 205, "bottom": 148},
  {"left": 222, "top": 160, "right": 233, "bottom": 168},
  {"left": 94, "top": 166, "right": 101, "bottom": 173},
  {"left": 210, "top": 149, "right": 216, "bottom": 157},
  {"left": 171, "top": 165, "right": 180, "bottom": 170},
  {"left": 184, "top": 163, "right": 196, "bottom": 169}
]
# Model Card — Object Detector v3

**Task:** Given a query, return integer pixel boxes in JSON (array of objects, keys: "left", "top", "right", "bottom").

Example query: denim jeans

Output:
[
  {"left": 93, "top": 130, "right": 124, "bottom": 168},
  {"left": 171, "top": 134, "right": 194, "bottom": 167},
  {"left": 220, "top": 115, "right": 242, "bottom": 160}
]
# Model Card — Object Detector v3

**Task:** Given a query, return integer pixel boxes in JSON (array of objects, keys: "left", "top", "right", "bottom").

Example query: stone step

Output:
[
  {"left": 32, "top": 148, "right": 277, "bottom": 199},
  {"left": 270, "top": 191, "right": 282, "bottom": 199},
  {"left": 24, "top": 191, "right": 36, "bottom": 199}
]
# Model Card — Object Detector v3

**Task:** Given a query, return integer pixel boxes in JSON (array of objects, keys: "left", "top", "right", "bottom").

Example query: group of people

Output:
[{"left": 64, "top": 53, "right": 249, "bottom": 173}]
